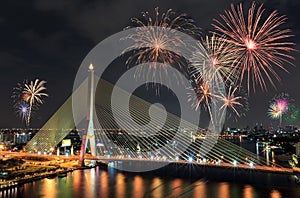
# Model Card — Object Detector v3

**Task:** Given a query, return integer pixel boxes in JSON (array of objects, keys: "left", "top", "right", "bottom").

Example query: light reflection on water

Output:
[{"left": 1, "top": 166, "right": 300, "bottom": 198}]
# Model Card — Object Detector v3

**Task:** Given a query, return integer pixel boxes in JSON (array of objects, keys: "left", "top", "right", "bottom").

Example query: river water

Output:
[
  {"left": 1, "top": 166, "right": 300, "bottom": 198},
  {"left": 2, "top": 139, "right": 300, "bottom": 197}
]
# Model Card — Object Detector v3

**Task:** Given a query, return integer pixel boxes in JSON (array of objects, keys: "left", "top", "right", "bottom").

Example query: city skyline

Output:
[{"left": 1, "top": 0, "right": 300, "bottom": 128}]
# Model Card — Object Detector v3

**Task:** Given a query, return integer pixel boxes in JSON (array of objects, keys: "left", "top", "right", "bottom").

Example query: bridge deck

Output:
[{"left": 4, "top": 152, "right": 298, "bottom": 175}]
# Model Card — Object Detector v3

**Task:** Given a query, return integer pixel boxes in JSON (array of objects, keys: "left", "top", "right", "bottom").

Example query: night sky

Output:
[{"left": 1, "top": 0, "right": 300, "bottom": 128}]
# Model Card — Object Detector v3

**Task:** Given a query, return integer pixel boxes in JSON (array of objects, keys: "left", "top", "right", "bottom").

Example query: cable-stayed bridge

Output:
[{"left": 24, "top": 76, "right": 296, "bottom": 174}]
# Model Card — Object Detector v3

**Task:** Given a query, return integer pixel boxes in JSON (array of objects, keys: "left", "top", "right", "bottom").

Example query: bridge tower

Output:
[
  {"left": 78, "top": 63, "right": 96, "bottom": 166},
  {"left": 85, "top": 63, "right": 96, "bottom": 155}
]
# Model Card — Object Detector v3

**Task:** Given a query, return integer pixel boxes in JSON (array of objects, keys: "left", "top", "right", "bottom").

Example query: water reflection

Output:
[
  {"left": 115, "top": 173, "right": 126, "bottom": 198},
  {"left": 171, "top": 178, "right": 183, "bottom": 197},
  {"left": 243, "top": 185, "right": 253, "bottom": 198},
  {"left": 72, "top": 169, "right": 82, "bottom": 197},
  {"left": 1, "top": 168, "right": 299, "bottom": 198},
  {"left": 218, "top": 182, "right": 229, "bottom": 198},
  {"left": 270, "top": 190, "right": 281, "bottom": 198},
  {"left": 100, "top": 170, "right": 108, "bottom": 197},
  {"left": 150, "top": 177, "right": 163, "bottom": 197},
  {"left": 41, "top": 179, "right": 57, "bottom": 198},
  {"left": 133, "top": 175, "right": 144, "bottom": 198},
  {"left": 193, "top": 180, "right": 206, "bottom": 198}
]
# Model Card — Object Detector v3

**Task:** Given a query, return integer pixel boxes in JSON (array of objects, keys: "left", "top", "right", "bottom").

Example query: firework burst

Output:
[
  {"left": 12, "top": 80, "right": 29, "bottom": 125},
  {"left": 190, "top": 34, "right": 236, "bottom": 84},
  {"left": 187, "top": 76, "right": 215, "bottom": 111},
  {"left": 268, "top": 93, "right": 290, "bottom": 126},
  {"left": 216, "top": 84, "right": 248, "bottom": 121},
  {"left": 268, "top": 103, "right": 282, "bottom": 119},
  {"left": 283, "top": 104, "right": 299, "bottom": 125},
  {"left": 23, "top": 79, "right": 48, "bottom": 127},
  {"left": 12, "top": 80, "right": 27, "bottom": 107},
  {"left": 212, "top": 2, "right": 295, "bottom": 93},
  {"left": 124, "top": 7, "right": 200, "bottom": 87},
  {"left": 19, "top": 103, "right": 29, "bottom": 122}
]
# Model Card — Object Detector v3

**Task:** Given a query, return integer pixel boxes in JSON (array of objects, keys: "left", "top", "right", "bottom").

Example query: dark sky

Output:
[{"left": 1, "top": 0, "right": 300, "bottom": 128}]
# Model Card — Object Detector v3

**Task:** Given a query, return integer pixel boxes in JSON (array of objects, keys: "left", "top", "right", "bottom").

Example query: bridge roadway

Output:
[{"left": 3, "top": 151, "right": 300, "bottom": 175}]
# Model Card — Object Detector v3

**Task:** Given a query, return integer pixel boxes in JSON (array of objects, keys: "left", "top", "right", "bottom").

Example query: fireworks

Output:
[
  {"left": 216, "top": 84, "right": 248, "bottom": 121},
  {"left": 275, "top": 99, "right": 288, "bottom": 112},
  {"left": 268, "top": 93, "right": 291, "bottom": 126},
  {"left": 283, "top": 104, "right": 299, "bottom": 125},
  {"left": 124, "top": 7, "right": 200, "bottom": 86},
  {"left": 268, "top": 103, "right": 281, "bottom": 119},
  {"left": 24, "top": 79, "right": 48, "bottom": 126},
  {"left": 189, "top": 34, "right": 248, "bottom": 121},
  {"left": 12, "top": 79, "right": 48, "bottom": 127},
  {"left": 19, "top": 103, "right": 29, "bottom": 121},
  {"left": 126, "top": 7, "right": 200, "bottom": 38},
  {"left": 12, "top": 80, "right": 28, "bottom": 125},
  {"left": 190, "top": 34, "right": 236, "bottom": 84},
  {"left": 12, "top": 80, "right": 27, "bottom": 107},
  {"left": 188, "top": 76, "right": 215, "bottom": 111},
  {"left": 212, "top": 2, "right": 295, "bottom": 93},
  {"left": 188, "top": 35, "right": 247, "bottom": 121}
]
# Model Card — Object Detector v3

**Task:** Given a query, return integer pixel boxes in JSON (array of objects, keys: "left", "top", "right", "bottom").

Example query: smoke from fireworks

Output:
[{"left": 212, "top": 2, "right": 295, "bottom": 93}]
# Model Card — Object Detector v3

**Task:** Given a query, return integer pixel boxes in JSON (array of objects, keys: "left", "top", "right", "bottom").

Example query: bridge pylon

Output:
[{"left": 78, "top": 63, "right": 96, "bottom": 166}]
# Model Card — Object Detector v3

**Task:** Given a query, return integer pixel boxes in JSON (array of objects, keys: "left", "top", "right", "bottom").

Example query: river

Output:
[
  {"left": 1, "top": 166, "right": 300, "bottom": 198},
  {"left": 2, "top": 138, "right": 300, "bottom": 197}
]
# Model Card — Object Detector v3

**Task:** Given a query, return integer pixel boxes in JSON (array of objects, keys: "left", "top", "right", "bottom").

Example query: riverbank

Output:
[{"left": 0, "top": 157, "right": 105, "bottom": 191}]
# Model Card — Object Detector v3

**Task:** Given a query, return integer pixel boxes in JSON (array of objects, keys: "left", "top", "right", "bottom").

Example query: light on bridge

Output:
[
  {"left": 188, "top": 157, "right": 193, "bottom": 163},
  {"left": 249, "top": 161, "right": 254, "bottom": 168},
  {"left": 175, "top": 156, "right": 179, "bottom": 161},
  {"left": 233, "top": 160, "right": 237, "bottom": 167}
]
